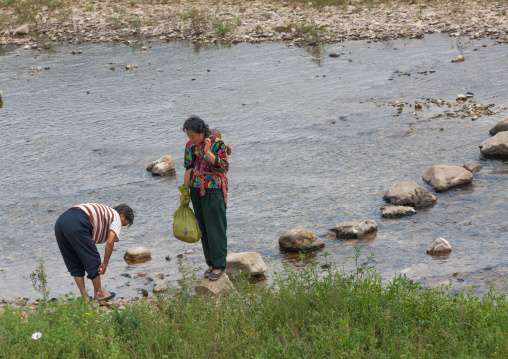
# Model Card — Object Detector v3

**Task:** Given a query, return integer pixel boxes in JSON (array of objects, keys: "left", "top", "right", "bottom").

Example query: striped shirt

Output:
[{"left": 73, "top": 204, "right": 121, "bottom": 244}]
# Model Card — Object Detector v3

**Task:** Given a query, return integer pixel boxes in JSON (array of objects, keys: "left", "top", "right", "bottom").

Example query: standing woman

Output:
[{"left": 183, "top": 115, "right": 229, "bottom": 281}]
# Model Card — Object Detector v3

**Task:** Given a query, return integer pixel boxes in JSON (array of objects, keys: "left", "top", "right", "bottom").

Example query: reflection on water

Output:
[{"left": 0, "top": 34, "right": 507, "bottom": 300}]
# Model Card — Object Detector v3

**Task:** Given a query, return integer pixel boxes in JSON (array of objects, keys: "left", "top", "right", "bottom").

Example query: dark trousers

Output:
[
  {"left": 54, "top": 208, "right": 101, "bottom": 279},
  {"left": 190, "top": 189, "right": 228, "bottom": 270}
]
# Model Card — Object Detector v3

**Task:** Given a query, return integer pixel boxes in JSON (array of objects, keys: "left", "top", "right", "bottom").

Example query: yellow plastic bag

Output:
[{"left": 173, "top": 185, "right": 202, "bottom": 243}]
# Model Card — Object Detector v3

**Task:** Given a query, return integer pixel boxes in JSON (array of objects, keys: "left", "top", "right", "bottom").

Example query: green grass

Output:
[{"left": 2, "top": 259, "right": 508, "bottom": 358}]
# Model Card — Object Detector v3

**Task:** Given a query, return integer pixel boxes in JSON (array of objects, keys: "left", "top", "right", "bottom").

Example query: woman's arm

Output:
[
  {"left": 204, "top": 138, "right": 228, "bottom": 172},
  {"left": 184, "top": 168, "right": 192, "bottom": 188}
]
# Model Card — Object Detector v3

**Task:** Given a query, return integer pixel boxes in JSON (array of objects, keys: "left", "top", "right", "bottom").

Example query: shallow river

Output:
[{"left": 0, "top": 34, "right": 507, "bottom": 300}]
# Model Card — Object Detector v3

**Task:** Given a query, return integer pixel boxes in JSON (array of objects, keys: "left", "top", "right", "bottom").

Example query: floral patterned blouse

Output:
[{"left": 184, "top": 136, "right": 229, "bottom": 190}]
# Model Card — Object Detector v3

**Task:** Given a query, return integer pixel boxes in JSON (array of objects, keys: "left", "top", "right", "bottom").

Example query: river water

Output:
[{"left": 0, "top": 34, "right": 507, "bottom": 300}]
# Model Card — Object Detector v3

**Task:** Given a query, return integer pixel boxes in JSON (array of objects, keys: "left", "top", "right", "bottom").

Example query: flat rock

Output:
[
  {"left": 422, "top": 165, "right": 473, "bottom": 192},
  {"left": 146, "top": 155, "right": 175, "bottom": 175},
  {"left": 427, "top": 237, "right": 453, "bottom": 255},
  {"left": 153, "top": 282, "right": 170, "bottom": 293},
  {"left": 124, "top": 246, "right": 151, "bottom": 264},
  {"left": 463, "top": 161, "right": 482, "bottom": 174},
  {"left": 480, "top": 132, "right": 508, "bottom": 157},
  {"left": 226, "top": 252, "right": 266, "bottom": 277},
  {"left": 380, "top": 205, "right": 416, "bottom": 218},
  {"left": 489, "top": 116, "right": 508, "bottom": 136},
  {"left": 13, "top": 24, "right": 30, "bottom": 36},
  {"left": 195, "top": 273, "right": 233, "bottom": 296},
  {"left": 383, "top": 180, "right": 437, "bottom": 207},
  {"left": 330, "top": 219, "right": 377, "bottom": 238},
  {"left": 278, "top": 227, "right": 324, "bottom": 252}
]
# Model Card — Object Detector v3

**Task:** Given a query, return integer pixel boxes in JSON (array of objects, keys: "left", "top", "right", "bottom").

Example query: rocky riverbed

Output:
[{"left": 1, "top": 0, "right": 507, "bottom": 48}]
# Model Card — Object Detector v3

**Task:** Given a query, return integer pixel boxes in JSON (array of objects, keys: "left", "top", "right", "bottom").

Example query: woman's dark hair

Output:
[
  {"left": 183, "top": 115, "right": 210, "bottom": 138},
  {"left": 114, "top": 204, "right": 134, "bottom": 226}
]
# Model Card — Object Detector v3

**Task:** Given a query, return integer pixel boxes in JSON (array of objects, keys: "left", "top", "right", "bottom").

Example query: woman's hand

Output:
[{"left": 204, "top": 138, "right": 212, "bottom": 154}]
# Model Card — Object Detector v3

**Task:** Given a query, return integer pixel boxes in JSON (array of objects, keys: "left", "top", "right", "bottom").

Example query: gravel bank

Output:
[{"left": 1, "top": 0, "right": 507, "bottom": 48}]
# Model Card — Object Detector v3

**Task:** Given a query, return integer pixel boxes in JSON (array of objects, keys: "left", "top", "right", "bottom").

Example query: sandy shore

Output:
[{"left": 1, "top": 0, "right": 507, "bottom": 48}]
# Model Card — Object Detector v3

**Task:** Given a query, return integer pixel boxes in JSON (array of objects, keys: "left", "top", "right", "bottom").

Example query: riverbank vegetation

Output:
[{"left": 1, "top": 256, "right": 508, "bottom": 358}]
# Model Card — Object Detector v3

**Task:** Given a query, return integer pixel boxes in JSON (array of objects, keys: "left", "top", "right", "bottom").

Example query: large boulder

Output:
[
  {"left": 124, "top": 247, "right": 151, "bottom": 264},
  {"left": 489, "top": 116, "right": 508, "bottom": 136},
  {"left": 463, "top": 161, "right": 482, "bottom": 174},
  {"left": 13, "top": 24, "right": 30, "bottom": 36},
  {"left": 278, "top": 227, "right": 324, "bottom": 252},
  {"left": 331, "top": 220, "right": 377, "bottom": 239},
  {"left": 383, "top": 180, "right": 437, "bottom": 207},
  {"left": 380, "top": 205, "right": 416, "bottom": 219},
  {"left": 422, "top": 165, "right": 473, "bottom": 192},
  {"left": 480, "top": 132, "right": 508, "bottom": 157},
  {"left": 146, "top": 155, "right": 175, "bottom": 175},
  {"left": 226, "top": 252, "right": 266, "bottom": 278},
  {"left": 195, "top": 273, "right": 233, "bottom": 296},
  {"left": 427, "top": 237, "right": 453, "bottom": 255}
]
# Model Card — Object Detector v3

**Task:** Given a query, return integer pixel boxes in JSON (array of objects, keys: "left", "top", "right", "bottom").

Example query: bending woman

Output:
[{"left": 183, "top": 115, "right": 229, "bottom": 281}]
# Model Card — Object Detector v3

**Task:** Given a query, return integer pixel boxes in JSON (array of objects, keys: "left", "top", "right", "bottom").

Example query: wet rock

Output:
[
  {"left": 124, "top": 246, "right": 151, "bottom": 264},
  {"left": 226, "top": 252, "right": 266, "bottom": 278},
  {"left": 380, "top": 205, "right": 416, "bottom": 218},
  {"left": 422, "top": 165, "right": 473, "bottom": 192},
  {"left": 329, "top": 52, "right": 340, "bottom": 58},
  {"left": 0, "top": 90, "right": 2, "bottom": 100},
  {"left": 451, "top": 55, "right": 464, "bottom": 63},
  {"left": 184, "top": 250, "right": 194, "bottom": 255},
  {"left": 138, "top": 272, "right": 148, "bottom": 277},
  {"left": 479, "top": 132, "right": 508, "bottom": 157},
  {"left": 456, "top": 94, "right": 467, "bottom": 101},
  {"left": 489, "top": 116, "right": 508, "bottom": 136},
  {"left": 154, "top": 273, "right": 164, "bottom": 280},
  {"left": 141, "top": 289, "right": 149, "bottom": 297},
  {"left": 278, "top": 227, "right": 324, "bottom": 252},
  {"left": 36, "top": 66, "right": 42, "bottom": 72},
  {"left": 383, "top": 180, "right": 437, "bottom": 207},
  {"left": 13, "top": 24, "right": 30, "bottom": 36},
  {"left": 146, "top": 155, "right": 175, "bottom": 175},
  {"left": 153, "top": 282, "right": 170, "bottom": 293},
  {"left": 330, "top": 220, "right": 377, "bottom": 239},
  {"left": 427, "top": 237, "right": 453, "bottom": 255},
  {"left": 463, "top": 161, "right": 482, "bottom": 174},
  {"left": 165, "top": 255, "right": 172, "bottom": 261},
  {"left": 195, "top": 273, "right": 234, "bottom": 296}
]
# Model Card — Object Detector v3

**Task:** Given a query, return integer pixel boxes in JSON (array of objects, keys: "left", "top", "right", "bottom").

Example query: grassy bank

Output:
[{"left": 1, "top": 261, "right": 508, "bottom": 358}]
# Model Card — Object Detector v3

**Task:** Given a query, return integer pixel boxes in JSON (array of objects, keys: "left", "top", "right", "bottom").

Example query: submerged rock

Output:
[
  {"left": 195, "top": 273, "right": 233, "bottom": 296},
  {"left": 463, "top": 161, "right": 482, "bottom": 174},
  {"left": 383, "top": 180, "right": 436, "bottom": 207},
  {"left": 489, "top": 116, "right": 508, "bottom": 136},
  {"left": 124, "top": 247, "right": 151, "bottom": 264},
  {"left": 330, "top": 220, "right": 377, "bottom": 239},
  {"left": 278, "top": 227, "right": 324, "bottom": 252},
  {"left": 381, "top": 205, "right": 416, "bottom": 218},
  {"left": 427, "top": 237, "right": 453, "bottom": 255},
  {"left": 422, "top": 165, "right": 473, "bottom": 192},
  {"left": 226, "top": 252, "right": 266, "bottom": 278},
  {"left": 479, "top": 132, "right": 508, "bottom": 157},
  {"left": 146, "top": 155, "right": 175, "bottom": 175}
]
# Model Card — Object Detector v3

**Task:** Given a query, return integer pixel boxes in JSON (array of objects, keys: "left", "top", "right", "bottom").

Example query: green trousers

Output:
[{"left": 190, "top": 189, "right": 227, "bottom": 270}]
